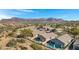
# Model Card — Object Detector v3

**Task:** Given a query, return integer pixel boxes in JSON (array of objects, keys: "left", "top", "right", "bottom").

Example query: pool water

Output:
[
  {"left": 35, "top": 37, "right": 42, "bottom": 41},
  {"left": 47, "top": 42, "right": 62, "bottom": 49}
]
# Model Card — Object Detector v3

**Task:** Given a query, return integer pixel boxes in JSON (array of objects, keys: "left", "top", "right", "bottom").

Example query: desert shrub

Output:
[
  {"left": 16, "top": 38, "right": 25, "bottom": 43},
  {"left": 19, "top": 46, "right": 27, "bottom": 50},
  {"left": 69, "top": 28, "right": 79, "bottom": 38},
  {"left": 8, "top": 32, "right": 14, "bottom": 37},
  {"left": 6, "top": 39, "right": 17, "bottom": 47},
  {"left": 0, "top": 39, "right": 1, "bottom": 41},
  {"left": 20, "top": 29, "right": 33, "bottom": 37},
  {"left": 30, "top": 43, "right": 43, "bottom": 50},
  {"left": 16, "top": 34, "right": 25, "bottom": 38}
]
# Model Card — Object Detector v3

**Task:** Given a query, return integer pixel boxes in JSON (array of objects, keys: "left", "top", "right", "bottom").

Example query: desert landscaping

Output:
[{"left": 0, "top": 17, "right": 78, "bottom": 50}]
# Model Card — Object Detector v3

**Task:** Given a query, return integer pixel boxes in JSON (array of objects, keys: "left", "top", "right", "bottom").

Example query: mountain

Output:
[
  {"left": 46, "top": 18, "right": 64, "bottom": 22},
  {"left": 0, "top": 17, "right": 65, "bottom": 23}
]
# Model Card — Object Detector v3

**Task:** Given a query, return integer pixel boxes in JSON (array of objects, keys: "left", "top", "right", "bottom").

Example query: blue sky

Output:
[{"left": 0, "top": 9, "right": 79, "bottom": 21}]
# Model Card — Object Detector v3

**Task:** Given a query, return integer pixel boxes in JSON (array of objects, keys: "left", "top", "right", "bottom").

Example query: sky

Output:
[{"left": 0, "top": 9, "right": 79, "bottom": 21}]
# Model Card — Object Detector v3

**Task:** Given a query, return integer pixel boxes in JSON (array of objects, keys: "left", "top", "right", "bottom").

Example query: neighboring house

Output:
[
  {"left": 73, "top": 39, "right": 79, "bottom": 50},
  {"left": 36, "top": 26, "right": 45, "bottom": 31},
  {"left": 46, "top": 28, "right": 56, "bottom": 33},
  {"left": 47, "top": 34, "right": 73, "bottom": 49},
  {"left": 44, "top": 26, "right": 55, "bottom": 33}
]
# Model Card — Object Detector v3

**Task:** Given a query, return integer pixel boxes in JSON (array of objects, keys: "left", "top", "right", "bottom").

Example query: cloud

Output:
[
  {"left": 0, "top": 14, "right": 13, "bottom": 20},
  {"left": 0, "top": 9, "right": 36, "bottom": 20},
  {"left": 16, "top": 9, "right": 34, "bottom": 13}
]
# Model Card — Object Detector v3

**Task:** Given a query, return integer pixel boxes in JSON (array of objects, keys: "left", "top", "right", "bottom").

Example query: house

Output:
[
  {"left": 46, "top": 28, "right": 56, "bottom": 33},
  {"left": 36, "top": 25, "right": 45, "bottom": 31},
  {"left": 44, "top": 26, "right": 56, "bottom": 33},
  {"left": 47, "top": 38, "right": 64, "bottom": 49},
  {"left": 73, "top": 39, "right": 79, "bottom": 50},
  {"left": 33, "top": 32, "right": 57, "bottom": 44},
  {"left": 47, "top": 34, "right": 73, "bottom": 49},
  {"left": 50, "top": 29, "right": 56, "bottom": 32}
]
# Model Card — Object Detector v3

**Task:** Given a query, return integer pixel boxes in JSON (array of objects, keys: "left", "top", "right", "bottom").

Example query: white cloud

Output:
[
  {"left": 16, "top": 9, "right": 34, "bottom": 13},
  {"left": 0, "top": 9, "right": 36, "bottom": 20},
  {"left": 0, "top": 14, "right": 13, "bottom": 20}
]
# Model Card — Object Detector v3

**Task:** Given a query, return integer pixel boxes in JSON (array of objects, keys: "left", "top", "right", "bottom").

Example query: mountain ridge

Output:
[{"left": 0, "top": 17, "right": 65, "bottom": 23}]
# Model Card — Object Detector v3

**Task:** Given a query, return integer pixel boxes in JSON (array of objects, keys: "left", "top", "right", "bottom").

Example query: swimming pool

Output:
[
  {"left": 34, "top": 35, "right": 46, "bottom": 42},
  {"left": 47, "top": 41, "right": 62, "bottom": 49}
]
